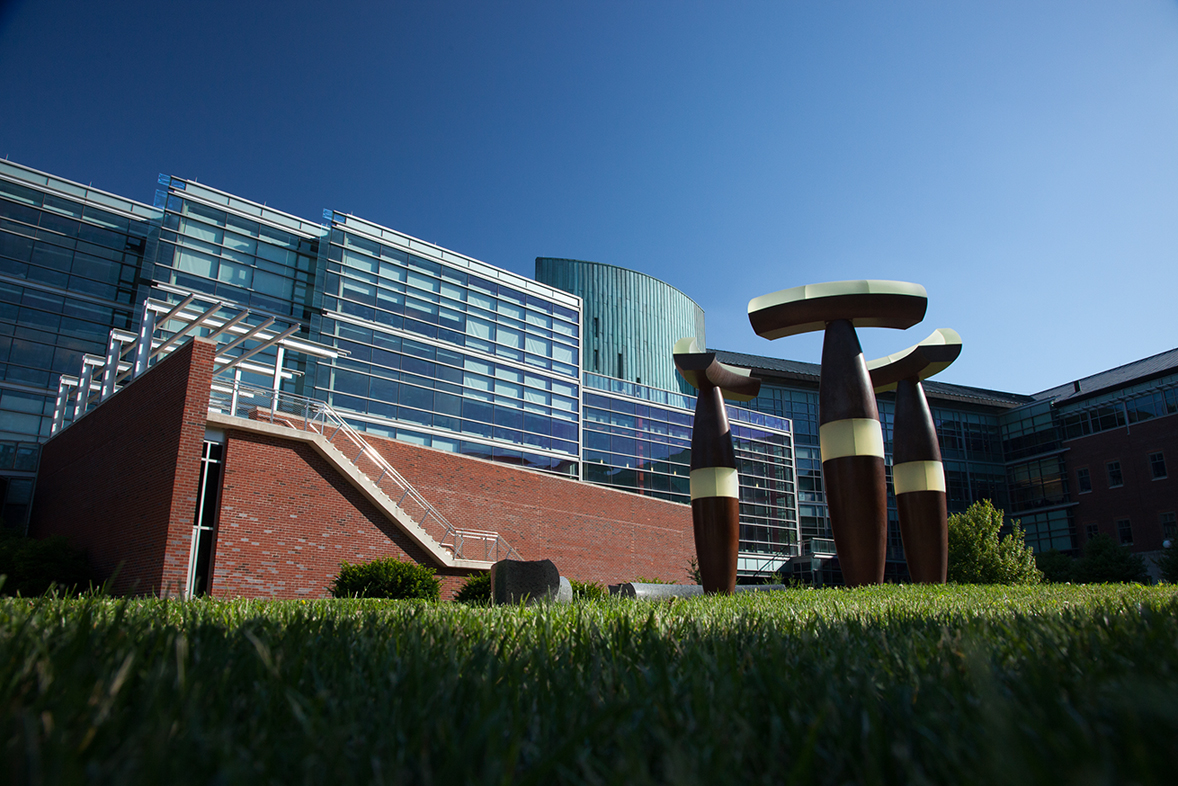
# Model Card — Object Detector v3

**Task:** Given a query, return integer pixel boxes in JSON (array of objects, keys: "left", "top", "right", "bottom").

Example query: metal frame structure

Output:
[{"left": 50, "top": 292, "right": 341, "bottom": 436}]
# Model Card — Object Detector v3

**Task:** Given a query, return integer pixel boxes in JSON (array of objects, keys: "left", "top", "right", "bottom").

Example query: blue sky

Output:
[{"left": 1, "top": 0, "right": 1176, "bottom": 395}]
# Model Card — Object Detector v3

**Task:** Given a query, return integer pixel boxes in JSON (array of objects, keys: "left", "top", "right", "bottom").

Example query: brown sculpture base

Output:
[
  {"left": 822, "top": 455, "right": 888, "bottom": 586},
  {"left": 897, "top": 491, "right": 948, "bottom": 583},
  {"left": 691, "top": 496, "right": 740, "bottom": 594}
]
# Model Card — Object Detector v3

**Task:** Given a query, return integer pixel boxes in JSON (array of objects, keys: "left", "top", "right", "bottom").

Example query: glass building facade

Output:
[
  {"left": 0, "top": 161, "right": 160, "bottom": 524},
  {"left": 581, "top": 373, "right": 798, "bottom": 573},
  {"left": 12, "top": 157, "right": 1171, "bottom": 581},
  {"left": 535, "top": 258, "right": 704, "bottom": 393},
  {"left": 312, "top": 213, "right": 582, "bottom": 474}
]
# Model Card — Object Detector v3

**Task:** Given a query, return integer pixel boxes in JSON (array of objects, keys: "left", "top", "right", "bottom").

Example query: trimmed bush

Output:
[
  {"left": 569, "top": 579, "right": 607, "bottom": 601},
  {"left": 1157, "top": 546, "right": 1178, "bottom": 584},
  {"left": 1073, "top": 534, "right": 1149, "bottom": 584},
  {"left": 1036, "top": 549, "right": 1076, "bottom": 583},
  {"left": 0, "top": 529, "right": 93, "bottom": 596},
  {"left": 947, "top": 500, "right": 1041, "bottom": 585},
  {"left": 453, "top": 572, "right": 491, "bottom": 604},
  {"left": 331, "top": 556, "right": 440, "bottom": 600}
]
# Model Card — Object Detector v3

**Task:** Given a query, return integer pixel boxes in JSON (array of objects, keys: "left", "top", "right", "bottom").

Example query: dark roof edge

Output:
[{"left": 711, "top": 348, "right": 1033, "bottom": 408}]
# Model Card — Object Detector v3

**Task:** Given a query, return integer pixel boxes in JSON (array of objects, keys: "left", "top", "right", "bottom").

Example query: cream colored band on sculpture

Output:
[
  {"left": 892, "top": 460, "right": 946, "bottom": 495},
  {"left": 819, "top": 418, "right": 885, "bottom": 461},
  {"left": 690, "top": 467, "right": 740, "bottom": 500}
]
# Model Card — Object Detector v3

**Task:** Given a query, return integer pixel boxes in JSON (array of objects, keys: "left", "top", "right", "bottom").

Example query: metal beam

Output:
[
  {"left": 150, "top": 300, "right": 224, "bottom": 359},
  {"left": 215, "top": 324, "right": 301, "bottom": 375},
  {"left": 216, "top": 317, "right": 276, "bottom": 358}
]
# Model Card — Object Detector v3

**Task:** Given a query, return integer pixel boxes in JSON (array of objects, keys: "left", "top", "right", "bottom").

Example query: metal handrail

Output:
[{"left": 209, "top": 377, "right": 520, "bottom": 563}]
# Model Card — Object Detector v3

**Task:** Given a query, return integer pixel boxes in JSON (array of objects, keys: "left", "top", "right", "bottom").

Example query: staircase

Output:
[{"left": 208, "top": 377, "right": 519, "bottom": 567}]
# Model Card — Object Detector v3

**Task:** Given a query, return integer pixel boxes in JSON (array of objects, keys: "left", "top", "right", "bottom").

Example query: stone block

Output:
[
  {"left": 556, "top": 576, "right": 572, "bottom": 604},
  {"left": 490, "top": 558, "right": 561, "bottom": 605}
]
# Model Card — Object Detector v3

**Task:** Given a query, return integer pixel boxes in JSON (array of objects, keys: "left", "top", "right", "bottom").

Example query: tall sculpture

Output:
[
  {"left": 867, "top": 328, "right": 962, "bottom": 583},
  {"left": 748, "top": 281, "right": 927, "bottom": 586},
  {"left": 673, "top": 337, "right": 761, "bottom": 594}
]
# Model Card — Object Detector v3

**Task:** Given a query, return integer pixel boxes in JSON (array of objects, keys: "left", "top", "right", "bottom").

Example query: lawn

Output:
[{"left": 3, "top": 584, "right": 1177, "bottom": 785}]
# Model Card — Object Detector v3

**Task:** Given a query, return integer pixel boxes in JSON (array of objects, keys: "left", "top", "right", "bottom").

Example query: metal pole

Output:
[
  {"left": 133, "top": 307, "right": 156, "bottom": 378},
  {"left": 74, "top": 363, "right": 94, "bottom": 419},
  {"left": 271, "top": 344, "right": 285, "bottom": 415},
  {"left": 230, "top": 368, "right": 242, "bottom": 416},
  {"left": 51, "top": 377, "right": 71, "bottom": 434},
  {"left": 100, "top": 334, "right": 121, "bottom": 401}
]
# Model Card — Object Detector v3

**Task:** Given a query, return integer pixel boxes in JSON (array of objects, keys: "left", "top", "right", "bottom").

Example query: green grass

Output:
[{"left": 3, "top": 584, "right": 1178, "bottom": 784}]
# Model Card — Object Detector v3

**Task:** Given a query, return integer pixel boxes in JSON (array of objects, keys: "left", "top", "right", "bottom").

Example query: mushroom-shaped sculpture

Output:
[
  {"left": 673, "top": 337, "right": 761, "bottom": 594},
  {"left": 748, "top": 280, "right": 927, "bottom": 586},
  {"left": 867, "top": 328, "right": 962, "bottom": 583}
]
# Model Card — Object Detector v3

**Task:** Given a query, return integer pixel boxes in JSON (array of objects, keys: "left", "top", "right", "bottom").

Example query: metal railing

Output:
[{"left": 209, "top": 377, "right": 519, "bottom": 563}]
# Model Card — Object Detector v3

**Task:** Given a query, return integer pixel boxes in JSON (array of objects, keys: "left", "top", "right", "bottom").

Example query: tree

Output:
[
  {"left": 0, "top": 529, "right": 94, "bottom": 596},
  {"left": 947, "top": 500, "right": 1041, "bottom": 584},
  {"left": 1073, "top": 534, "right": 1149, "bottom": 584},
  {"left": 1157, "top": 546, "right": 1178, "bottom": 584},
  {"left": 1035, "top": 549, "right": 1076, "bottom": 583}
]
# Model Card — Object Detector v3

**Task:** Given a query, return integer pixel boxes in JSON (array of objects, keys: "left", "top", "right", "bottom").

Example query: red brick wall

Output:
[
  {"left": 30, "top": 339, "right": 215, "bottom": 596},
  {"left": 1066, "top": 413, "right": 1178, "bottom": 551},
  {"left": 370, "top": 436, "right": 693, "bottom": 584},
  {"left": 211, "top": 428, "right": 693, "bottom": 599},
  {"left": 212, "top": 429, "right": 475, "bottom": 598}
]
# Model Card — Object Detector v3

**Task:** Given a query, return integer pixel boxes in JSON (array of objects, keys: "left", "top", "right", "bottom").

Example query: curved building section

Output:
[{"left": 536, "top": 258, "right": 705, "bottom": 394}]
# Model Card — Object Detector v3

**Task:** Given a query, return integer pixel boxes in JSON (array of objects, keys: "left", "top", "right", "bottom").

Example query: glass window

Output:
[
  {"left": 223, "top": 232, "right": 256, "bottom": 253},
  {"left": 468, "top": 290, "right": 495, "bottom": 310},
  {"left": 256, "top": 242, "right": 295, "bottom": 267},
  {"left": 400, "top": 385, "right": 433, "bottom": 412},
  {"left": 467, "top": 316, "right": 494, "bottom": 341},
  {"left": 1150, "top": 452, "right": 1167, "bottom": 480},
  {"left": 1116, "top": 518, "right": 1133, "bottom": 545},
  {"left": 183, "top": 202, "right": 225, "bottom": 226},
  {"left": 181, "top": 218, "right": 222, "bottom": 244},
  {"left": 498, "top": 326, "right": 523, "bottom": 349},
  {"left": 332, "top": 369, "right": 369, "bottom": 398},
  {"left": 217, "top": 260, "right": 252, "bottom": 288},
  {"left": 498, "top": 300, "right": 524, "bottom": 320},
  {"left": 254, "top": 270, "right": 293, "bottom": 300},
  {"left": 1106, "top": 461, "right": 1123, "bottom": 488},
  {"left": 342, "top": 248, "right": 378, "bottom": 274},
  {"left": 226, "top": 214, "right": 258, "bottom": 237},
  {"left": 369, "top": 377, "right": 399, "bottom": 403},
  {"left": 464, "top": 372, "right": 492, "bottom": 392},
  {"left": 1162, "top": 512, "right": 1177, "bottom": 541},
  {"left": 1077, "top": 468, "right": 1091, "bottom": 494},
  {"left": 438, "top": 280, "right": 464, "bottom": 302},
  {"left": 407, "top": 270, "right": 439, "bottom": 293}
]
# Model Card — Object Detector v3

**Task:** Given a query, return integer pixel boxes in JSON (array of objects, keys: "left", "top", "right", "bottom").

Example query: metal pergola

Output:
[{"left": 51, "top": 291, "right": 343, "bottom": 435}]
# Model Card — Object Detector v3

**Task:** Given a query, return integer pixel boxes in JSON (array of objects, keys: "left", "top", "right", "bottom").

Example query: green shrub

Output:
[
  {"left": 0, "top": 529, "right": 93, "bottom": 596},
  {"left": 1036, "top": 549, "right": 1076, "bottom": 583},
  {"left": 1157, "top": 546, "right": 1178, "bottom": 584},
  {"left": 1073, "top": 534, "right": 1149, "bottom": 584},
  {"left": 685, "top": 556, "right": 703, "bottom": 584},
  {"left": 453, "top": 571, "right": 491, "bottom": 604},
  {"left": 634, "top": 576, "right": 675, "bottom": 584},
  {"left": 331, "top": 556, "right": 440, "bottom": 600},
  {"left": 947, "top": 500, "right": 1041, "bottom": 585},
  {"left": 569, "top": 578, "right": 607, "bottom": 601}
]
